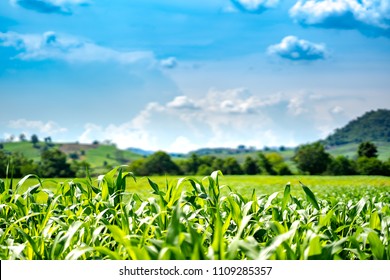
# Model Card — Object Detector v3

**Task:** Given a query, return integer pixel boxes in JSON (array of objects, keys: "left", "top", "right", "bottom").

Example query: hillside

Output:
[
  {"left": 324, "top": 109, "right": 390, "bottom": 146},
  {"left": 1, "top": 141, "right": 142, "bottom": 170}
]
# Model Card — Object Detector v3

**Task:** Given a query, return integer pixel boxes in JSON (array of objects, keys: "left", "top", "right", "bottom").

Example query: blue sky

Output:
[{"left": 1, "top": 0, "right": 389, "bottom": 153}]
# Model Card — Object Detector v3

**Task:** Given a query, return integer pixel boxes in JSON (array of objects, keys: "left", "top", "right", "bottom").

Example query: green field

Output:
[
  {"left": 1, "top": 170, "right": 389, "bottom": 260},
  {"left": 11, "top": 174, "right": 390, "bottom": 200},
  {"left": 2, "top": 142, "right": 142, "bottom": 171}
]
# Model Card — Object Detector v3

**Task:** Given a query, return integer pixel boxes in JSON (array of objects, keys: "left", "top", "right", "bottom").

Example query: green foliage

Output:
[
  {"left": 327, "top": 156, "right": 357, "bottom": 175},
  {"left": 258, "top": 152, "right": 276, "bottom": 175},
  {"left": 128, "top": 151, "right": 181, "bottom": 176},
  {"left": 0, "top": 150, "right": 39, "bottom": 178},
  {"left": 358, "top": 141, "right": 378, "bottom": 158},
  {"left": 39, "top": 149, "right": 75, "bottom": 178},
  {"left": 266, "top": 153, "right": 292, "bottom": 175},
  {"left": 293, "top": 142, "right": 331, "bottom": 175},
  {"left": 1, "top": 168, "right": 389, "bottom": 260},
  {"left": 356, "top": 157, "right": 389, "bottom": 176},
  {"left": 223, "top": 157, "right": 243, "bottom": 175},
  {"left": 31, "top": 134, "right": 39, "bottom": 145},
  {"left": 242, "top": 156, "right": 259, "bottom": 175}
]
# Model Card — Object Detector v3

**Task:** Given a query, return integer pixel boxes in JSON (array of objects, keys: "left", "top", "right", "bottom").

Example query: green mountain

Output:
[{"left": 324, "top": 109, "right": 390, "bottom": 146}]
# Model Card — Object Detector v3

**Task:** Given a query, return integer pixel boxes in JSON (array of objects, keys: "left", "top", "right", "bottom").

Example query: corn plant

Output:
[{"left": 0, "top": 167, "right": 389, "bottom": 260}]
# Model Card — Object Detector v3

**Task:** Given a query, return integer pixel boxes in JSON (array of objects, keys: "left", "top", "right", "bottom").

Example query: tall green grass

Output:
[{"left": 0, "top": 167, "right": 389, "bottom": 260}]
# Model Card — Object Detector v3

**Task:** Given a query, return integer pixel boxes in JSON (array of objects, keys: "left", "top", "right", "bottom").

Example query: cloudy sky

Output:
[{"left": 1, "top": 0, "right": 389, "bottom": 153}]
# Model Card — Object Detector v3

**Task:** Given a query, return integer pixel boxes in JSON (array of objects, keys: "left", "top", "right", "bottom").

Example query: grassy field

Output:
[
  {"left": 11, "top": 174, "right": 390, "bottom": 203},
  {"left": 2, "top": 170, "right": 389, "bottom": 260},
  {"left": 326, "top": 141, "right": 390, "bottom": 161}
]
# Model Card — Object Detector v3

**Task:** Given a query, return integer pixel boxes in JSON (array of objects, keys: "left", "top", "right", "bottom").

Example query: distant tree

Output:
[
  {"left": 258, "top": 152, "right": 276, "bottom": 175},
  {"left": 39, "top": 149, "right": 75, "bottom": 178},
  {"left": 128, "top": 158, "right": 148, "bottom": 176},
  {"left": 69, "top": 152, "right": 79, "bottom": 160},
  {"left": 293, "top": 142, "right": 331, "bottom": 175},
  {"left": 278, "top": 165, "right": 293, "bottom": 175},
  {"left": 223, "top": 157, "right": 243, "bottom": 175},
  {"left": 70, "top": 160, "right": 91, "bottom": 178},
  {"left": 19, "top": 133, "right": 27, "bottom": 142},
  {"left": 0, "top": 150, "right": 9, "bottom": 177},
  {"left": 0, "top": 143, "right": 3, "bottom": 149},
  {"left": 185, "top": 153, "right": 200, "bottom": 174},
  {"left": 327, "top": 156, "right": 357, "bottom": 175},
  {"left": 197, "top": 164, "right": 214, "bottom": 175},
  {"left": 356, "top": 157, "right": 386, "bottom": 175},
  {"left": 31, "top": 134, "right": 39, "bottom": 147},
  {"left": 242, "top": 156, "right": 259, "bottom": 175},
  {"left": 358, "top": 141, "right": 378, "bottom": 158},
  {"left": 211, "top": 158, "right": 225, "bottom": 172},
  {"left": 0, "top": 151, "right": 39, "bottom": 178},
  {"left": 237, "top": 145, "right": 246, "bottom": 150},
  {"left": 92, "top": 140, "right": 99, "bottom": 145},
  {"left": 265, "top": 153, "right": 292, "bottom": 175},
  {"left": 143, "top": 151, "right": 182, "bottom": 175}
]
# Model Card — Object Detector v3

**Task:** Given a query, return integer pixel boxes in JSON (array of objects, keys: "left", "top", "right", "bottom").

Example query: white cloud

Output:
[
  {"left": 331, "top": 105, "right": 344, "bottom": 114},
  {"left": 231, "top": 0, "right": 279, "bottom": 13},
  {"left": 168, "top": 136, "right": 200, "bottom": 153},
  {"left": 0, "top": 31, "right": 154, "bottom": 64},
  {"left": 78, "top": 122, "right": 158, "bottom": 150},
  {"left": 8, "top": 119, "right": 67, "bottom": 134},
  {"left": 267, "top": 36, "right": 327, "bottom": 61},
  {"left": 166, "top": 96, "right": 199, "bottom": 110},
  {"left": 75, "top": 89, "right": 360, "bottom": 152},
  {"left": 11, "top": 0, "right": 91, "bottom": 15},
  {"left": 290, "top": 0, "right": 390, "bottom": 37},
  {"left": 160, "top": 57, "right": 178, "bottom": 69},
  {"left": 287, "top": 94, "right": 308, "bottom": 116}
]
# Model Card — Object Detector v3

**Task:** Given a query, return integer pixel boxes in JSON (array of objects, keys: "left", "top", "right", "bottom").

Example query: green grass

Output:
[
  {"left": 3, "top": 142, "right": 56, "bottom": 161},
  {"left": 85, "top": 145, "right": 141, "bottom": 168},
  {"left": 327, "top": 141, "right": 390, "bottom": 161},
  {"left": 2, "top": 142, "right": 142, "bottom": 170},
  {"left": 2, "top": 169, "right": 389, "bottom": 260},
  {"left": 12, "top": 175, "right": 390, "bottom": 200},
  {"left": 10, "top": 174, "right": 390, "bottom": 203}
]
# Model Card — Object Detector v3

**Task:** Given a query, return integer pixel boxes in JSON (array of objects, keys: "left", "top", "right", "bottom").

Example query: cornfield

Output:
[{"left": 0, "top": 166, "right": 389, "bottom": 260}]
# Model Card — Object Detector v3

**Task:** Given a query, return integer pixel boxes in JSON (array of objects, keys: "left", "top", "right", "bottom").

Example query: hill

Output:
[
  {"left": 324, "top": 109, "right": 390, "bottom": 146},
  {"left": 1, "top": 141, "right": 142, "bottom": 172}
]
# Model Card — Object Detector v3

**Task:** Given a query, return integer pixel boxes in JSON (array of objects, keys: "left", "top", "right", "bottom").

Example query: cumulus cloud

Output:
[
  {"left": 10, "top": 0, "right": 90, "bottom": 15},
  {"left": 78, "top": 122, "right": 157, "bottom": 150},
  {"left": 77, "top": 89, "right": 354, "bottom": 152},
  {"left": 289, "top": 0, "right": 390, "bottom": 37},
  {"left": 230, "top": 0, "right": 279, "bottom": 13},
  {"left": 267, "top": 36, "right": 327, "bottom": 61},
  {"left": 166, "top": 96, "right": 199, "bottom": 110},
  {"left": 8, "top": 119, "right": 67, "bottom": 134},
  {"left": 160, "top": 57, "right": 178, "bottom": 69},
  {"left": 0, "top": 31, "right": 154, "bottom": 64}
]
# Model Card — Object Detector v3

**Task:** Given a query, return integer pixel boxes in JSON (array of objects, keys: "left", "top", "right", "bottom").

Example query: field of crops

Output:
[{"left": 1, "top": 167, "right": 389, "bottom": 260}]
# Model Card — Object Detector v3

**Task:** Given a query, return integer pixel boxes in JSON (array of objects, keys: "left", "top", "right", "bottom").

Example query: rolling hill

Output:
[
  {"left": 1, "top": 141, "right": 142, "bottom": 171},
  {"left": 324, "top": 109, "right": 390, "bottom": 146}
]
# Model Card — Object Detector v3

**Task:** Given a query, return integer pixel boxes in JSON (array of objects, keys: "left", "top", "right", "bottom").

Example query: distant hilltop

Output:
[{"left": 324, "top": 109, "right": 390, "bottom": 146}]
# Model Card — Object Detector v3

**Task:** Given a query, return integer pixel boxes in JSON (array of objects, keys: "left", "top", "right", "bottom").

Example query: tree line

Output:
[
  {"left": 1, "top": 140, "right": 389, "bottom": 178},
  {"left": 127, "top": 141, "right": 390, "bottom": 176}
]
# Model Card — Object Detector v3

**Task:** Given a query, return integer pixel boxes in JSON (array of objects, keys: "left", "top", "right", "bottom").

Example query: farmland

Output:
[{"left": 1, "top": 169, "right": 389, "bottom": 260}]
